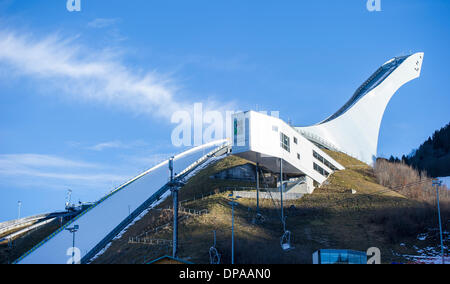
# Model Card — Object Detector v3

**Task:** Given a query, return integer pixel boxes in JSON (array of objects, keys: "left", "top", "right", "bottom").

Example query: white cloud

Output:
[
  {"left": 88, "top": 141, "right": 124, "bottom": 151},
  {"left": 87, "top": 18, "right": 120, "bottom": 29},
  {"left": 0, "top": 154, "right": 98, "bottom": 169},
  {"left": 0, "top": 154, "right": 129, "bottom": 191},
  {"left": 86, "top": 140, "right": 148, "bottom": 151},
  {"left": 0, "top": 30, "right": 206, "bottom": 119}
]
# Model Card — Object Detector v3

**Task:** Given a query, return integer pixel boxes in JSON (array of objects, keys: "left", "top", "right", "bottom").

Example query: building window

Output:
[
  {"left": 294, "top": 137, "right": 298, "bottom": 144},
  {"left": 280, "top": 132, "right": 290, "bottom": 153},
  {"left": 272, "top": 125, "right": 278, "bottom": 132},
  {"left": 314, "top": 162, "right": 330, "bottom": 177},
  {"left": 297, "top": 153, "right": 301, "bottom": 160},
  {"left": 313, "top": 150, "right": 338, "bottom": 171}
]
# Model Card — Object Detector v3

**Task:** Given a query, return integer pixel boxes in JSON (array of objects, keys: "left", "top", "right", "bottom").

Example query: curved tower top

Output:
[{"left": 296, "top": 52, "right": 424, "bottom": 165}]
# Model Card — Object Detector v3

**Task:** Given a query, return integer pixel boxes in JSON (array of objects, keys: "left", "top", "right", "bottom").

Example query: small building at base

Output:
[{"left": 313, "top": 249, "right": 367, "bottom": 264}]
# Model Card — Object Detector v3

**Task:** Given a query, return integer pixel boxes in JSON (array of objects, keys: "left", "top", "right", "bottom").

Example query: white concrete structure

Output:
[
  {"left": 296, "top": 52, "right": 424, "bottom": 165},
  {"left": 231, "top": 53, "right": 424, "bottom": 191},
  {"left": 232, "top": 111, "right": 344, "bottom": 188}
]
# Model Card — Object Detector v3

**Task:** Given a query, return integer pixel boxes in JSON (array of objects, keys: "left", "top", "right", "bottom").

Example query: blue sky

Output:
[{"left": 0, "top": 0, "right": 449, "bottom": 221}]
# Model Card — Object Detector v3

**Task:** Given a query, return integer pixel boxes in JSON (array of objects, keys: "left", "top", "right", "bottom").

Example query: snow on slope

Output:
[{"left": 438, "top": 177, "right": 450, "bottom": 188}]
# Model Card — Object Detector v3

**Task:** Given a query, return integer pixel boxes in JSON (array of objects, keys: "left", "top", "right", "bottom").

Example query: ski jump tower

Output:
[{"left": 296, "top": 52, "right": 424, "bottom": 165}]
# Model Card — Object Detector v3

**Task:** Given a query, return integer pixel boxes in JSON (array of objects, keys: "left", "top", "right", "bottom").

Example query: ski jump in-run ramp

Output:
[{"left": 15, "top": 140, "right": 229, "bottom": 264}]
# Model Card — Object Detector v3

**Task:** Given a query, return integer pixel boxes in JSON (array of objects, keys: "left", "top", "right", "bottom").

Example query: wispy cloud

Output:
[
  {"left": 87, "top": 141, "right": 125, "bottom": 151},
  {"left": 0, "top": 30, "right": 230, "bottom": 120},
  {"left": 0, "top": 154, "right": 98, "bottom": 169},
  {"left": 87, "top": 18, "right": 120, "bottom": 29},
  {"left": 0, "top": 154, "right": 129, "bottom": 191},
  {"left": 86, "top": 140, "right": 148, "bottom": 151}
]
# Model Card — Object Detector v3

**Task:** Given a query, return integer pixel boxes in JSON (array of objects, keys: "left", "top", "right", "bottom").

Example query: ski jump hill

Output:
[{"left": 15, "top": 140, "right": 229, "bottom": 264}]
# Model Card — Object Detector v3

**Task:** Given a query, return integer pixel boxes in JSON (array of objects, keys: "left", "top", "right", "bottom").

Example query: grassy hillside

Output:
[{"left": 93, "top": 151, "right": 446, "bottom": 264}]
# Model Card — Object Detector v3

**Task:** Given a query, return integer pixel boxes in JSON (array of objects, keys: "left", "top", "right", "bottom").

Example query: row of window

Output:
[
  {"left": 277, "top": 129, "right": 337, "bottom": 178},
  {"left": 278, "top": 131, "right": 302, "bottom": 161},
  {"left": 313, "top": 162, "right": 330, "bottom": 177},
  {"left": 313, "top": 150, "right": 338, "bottom": 171}
]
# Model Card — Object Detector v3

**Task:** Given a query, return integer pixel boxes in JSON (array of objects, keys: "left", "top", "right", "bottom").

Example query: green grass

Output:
[
  {"left": 158, "top": 155, "right": 258, "bottom": 208},
  {"left": 93, "top": 152, "right": 439, "bottom": 264},
  {"left": 8, "top": 151, "right": 442, "bottom": 264}
]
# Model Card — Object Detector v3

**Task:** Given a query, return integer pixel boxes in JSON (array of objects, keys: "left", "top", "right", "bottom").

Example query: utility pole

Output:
[
  {"left": 168, "top": 157, "right": 184, "bottom": 259},
  {"left": 169, "top": 157, "right": 178, "bottom": 258},
  {"left": 433, "top": 179, "right": 445, "bottom": 264},
  {"left": 280, "top": 158, "right": 284, "bottom": 228},
  {"left": 228, "top": 193, "right": 241, "bottom": 264}
]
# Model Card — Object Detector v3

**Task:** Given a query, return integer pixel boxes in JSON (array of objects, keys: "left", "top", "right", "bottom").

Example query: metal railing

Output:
[
  {"left": 128, "top": 238, "right": 173, "bottom": 246},
  {"left": 133, "top": 207, "right": 209, "bottom": 239}
]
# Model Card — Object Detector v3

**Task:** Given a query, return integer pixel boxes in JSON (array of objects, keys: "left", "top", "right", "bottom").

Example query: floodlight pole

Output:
[
  {"left": 169, "top": 157, "right": 179, "bottom": 259},
  {"left": 433, "top": 179, "right": 445, "bottom": 264},
  {"left": 66, "top": 225, "right": 79, "bottom": 264}
]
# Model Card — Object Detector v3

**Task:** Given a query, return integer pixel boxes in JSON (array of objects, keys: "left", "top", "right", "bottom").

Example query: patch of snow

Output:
[
  {"left": 403, "top": 255, "right": 449, "bottom": 264},
  {"left": 89, "top": 243, "right": 112, "bottom": 263},
  {"left": 417, "top": 233, "right": 427, "bottom": 241},
  {"left": 437, "top": 176, "right": 450, "bottom": 188}
]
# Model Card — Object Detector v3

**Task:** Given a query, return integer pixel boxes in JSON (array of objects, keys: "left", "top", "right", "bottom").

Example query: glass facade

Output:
[{"left": 314, "top": 249, "right": 367, "bottom": 264}]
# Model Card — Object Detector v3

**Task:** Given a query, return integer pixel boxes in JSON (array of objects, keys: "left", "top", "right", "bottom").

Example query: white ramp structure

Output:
[
  {"left": 16, "top": 140, "right": 229, "bottom": 264},
  {"left": 296, "top": 52, "right": 424, "bottom": 165},
  {"left": 230, "top": 53, "right": 424, "bottom": 192}
]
